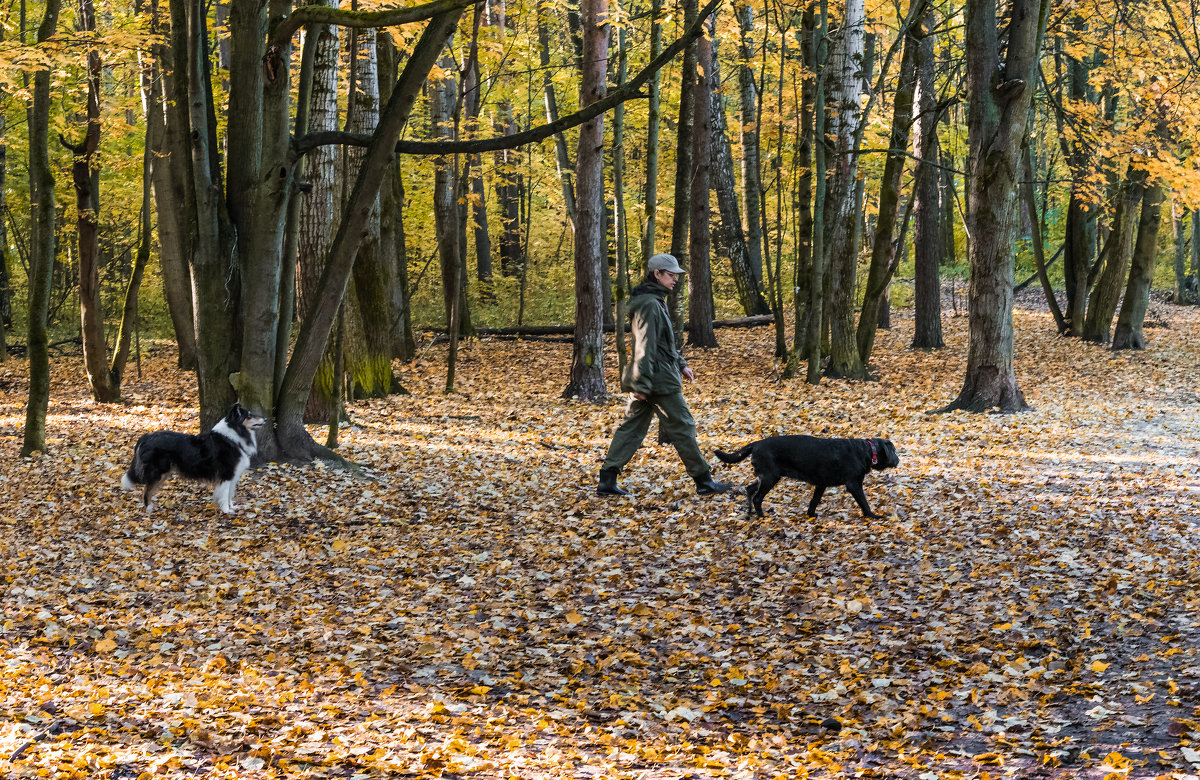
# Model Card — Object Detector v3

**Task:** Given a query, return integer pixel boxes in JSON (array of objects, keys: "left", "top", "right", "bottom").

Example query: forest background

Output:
[{"left": 1, "top": 0, "right": 1199, "bottom": 458}]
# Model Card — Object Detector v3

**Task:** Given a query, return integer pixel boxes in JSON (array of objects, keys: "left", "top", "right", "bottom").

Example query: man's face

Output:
[{"left": 655, "top": 269, "right": 680, "bottom": 291}]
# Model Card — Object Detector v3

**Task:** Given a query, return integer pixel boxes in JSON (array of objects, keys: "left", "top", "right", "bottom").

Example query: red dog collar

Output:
[{"left": 866, "top": 439, "right": 878, "bottom": 465}]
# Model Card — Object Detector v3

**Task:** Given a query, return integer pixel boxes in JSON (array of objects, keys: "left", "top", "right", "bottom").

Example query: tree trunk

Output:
[
  {"left": 276, "top": 5, "right": 468, "bottom": 458},
  {"left": 709, "top": 17, "right": 768, "bottom": 317},
  {"left": 0, "top": 99, "right": 8, "bottom": 360},
  {"left": 939, "top": 0, "right": 1047, "bottom": 413},
  {"left": 463, "top": 31, "right": 493, "bottom": 296},
  {"left": 1112, "top": 181, "right": 1164, "bottom": 349},
  {"left": 22, "top": 0, "right": 62, "bottom": 455},
  {"left": 1022, "top": 144, "right": 1067, "bottom": 332},
  {"left": 612, "top": 2, "right": 631, "bottom": 379},
  {"left": 378, "top": 34, "right": 415, "bottom": 362},
  {"left": 805, "top": 0, "right": 830, "bottom": 384},
  {"left": 736, "top": 3, "right": 765, "bottom": 291},
  {"left": 152, "top": 0, "right": 198, "bottom": 370},
  {"left": 69, "top": 0, "right": 117, "bottom": 402},
  {"left": 910, "top": 10, "right": 943, "bottom": 350},
  {"left": 669, "top": 0, "right": 698, "bottom": 344},
  {"left": 687, "top": 12, "right": 717, "bottom": 348},
  {"left": 430, "top": 50, "right": 463, "bottom": 391},
  {"left": 823, "top": 0, "right": 867, "bottom": 379},
  {"left": 1171, "top": 205, "right": 1194, "bottom": 305},
  {"left": 1082, "top": 166, "right": 1144, "bottom": 344},
  {"left": 345, "top": 27, "right": 396, "bottom": 399},
  {"left": 640, "top": 0, "right": 664, "bottom": 266},
  {"left": 783, "top": 8, "right": 816, "bottom": 379},
  {"left": 857, "top": 0, "right": 924, "bottom": 367},
  {"left": 297, "top": 3, "right": 340, "bottom": 422},
  {"left": 109, "top": 139, "right": 154, "bottom": 391},
  {"left": 537, "top": 3, "right": 577, "bottom": 230},
  {"left": 563, "top": 0, "right": 609, "bottom": 400}
]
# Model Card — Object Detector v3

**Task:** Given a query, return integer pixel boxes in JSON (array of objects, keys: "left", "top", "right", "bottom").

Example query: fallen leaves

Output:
[{"left": 1, "top": 300, "right": 1200, "bottom": 777}]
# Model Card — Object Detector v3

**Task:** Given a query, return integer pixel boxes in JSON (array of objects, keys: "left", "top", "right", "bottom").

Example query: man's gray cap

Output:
[{"left": 648, "top": 253, "right": 686, "bottom": 274}]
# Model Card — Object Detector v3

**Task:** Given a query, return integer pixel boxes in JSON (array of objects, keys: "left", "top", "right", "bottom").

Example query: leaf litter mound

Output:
[{"left": 1, "top": 303, "right": 1200, "bottom": 779}]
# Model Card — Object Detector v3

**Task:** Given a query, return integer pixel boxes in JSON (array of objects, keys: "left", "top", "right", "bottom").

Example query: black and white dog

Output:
[
  {"left": 121, "top": 403, "right": 266, "bottom": 514},
  {"left": 716, "top": 435, "right": 899, "bottom": 519}
]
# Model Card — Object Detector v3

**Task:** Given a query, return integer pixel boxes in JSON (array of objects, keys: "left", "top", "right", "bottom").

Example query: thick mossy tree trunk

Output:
[
  {"left": 22, "top": 0, "right": 61, "bottom": 456},
  {"left": 345, "top": 27, "right": 397, "bottom": 399},
  {"left": 1112, "top": 182, "right": 1164, "bottom": 350},
  {"left": 297, "top": 2, "right": 340, "bottom": 422},
  {"left": 938, "top": 0, "right": 1048, "bottom": 413},
  {"left": 563, "top": 0, "right": 610, "bottom": 400}
]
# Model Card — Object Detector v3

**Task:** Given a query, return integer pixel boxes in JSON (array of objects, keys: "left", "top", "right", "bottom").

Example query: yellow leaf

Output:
[
  {"left": 1090, "top": 660, "right": 1110, "bottom": 672},
  {"left": 89, "top": 702, "right": 105, "bottom": 716},
  {"left": 331, "top": 539, "right": 347, "bottom": 552},
  {"left": 565, "top": 611, "right": 584, "bottom": 625},
  {"left": 95, "top": 638, "right": 117, "bottom": 653}
]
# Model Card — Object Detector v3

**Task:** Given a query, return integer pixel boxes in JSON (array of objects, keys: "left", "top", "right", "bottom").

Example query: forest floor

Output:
[{"left": 2, "top": 297, "right": 1200, "bottom": 779}]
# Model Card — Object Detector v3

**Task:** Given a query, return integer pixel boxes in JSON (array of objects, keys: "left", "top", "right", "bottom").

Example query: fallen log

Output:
[{"left": 423, "top": 314, "right": 775, "bottom": 341}]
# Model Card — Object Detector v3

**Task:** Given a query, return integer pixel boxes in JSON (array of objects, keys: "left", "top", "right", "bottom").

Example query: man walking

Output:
[{"left": 597, "top": 254, "right": 733, "bottom": 497}]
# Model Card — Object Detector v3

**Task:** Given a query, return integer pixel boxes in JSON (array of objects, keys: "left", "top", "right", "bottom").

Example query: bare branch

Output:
[{"left": 293, "top": 0, "right": 723, "bottom": 157}]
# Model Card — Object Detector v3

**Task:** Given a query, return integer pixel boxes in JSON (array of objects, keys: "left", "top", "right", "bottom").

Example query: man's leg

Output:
[
  {"left": 600, "top": 397, "right": 655, "bottom": 475},
  {"left": 658, "top": 392, "right": 733, "bottom": 494}
]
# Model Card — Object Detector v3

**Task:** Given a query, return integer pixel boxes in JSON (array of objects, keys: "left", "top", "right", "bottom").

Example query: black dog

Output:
[
  {"left": 121, "top": 403, "right": 265, "bottom": 514},
  {"left": 715, "top": 435, "right": 899, "bottom": 518}
]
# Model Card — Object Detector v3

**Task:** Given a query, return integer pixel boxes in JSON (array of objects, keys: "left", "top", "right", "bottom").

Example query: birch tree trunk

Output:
[
  {"left": 822, "top": 0, "right": 867, "bottom": 379},
  {"left": 563, "top": 0, "right": 609, "bottom": 400}
]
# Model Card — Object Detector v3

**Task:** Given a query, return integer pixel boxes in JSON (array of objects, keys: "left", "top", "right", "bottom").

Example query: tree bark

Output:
[
  {"left": 563, "top": 0, "right": 610, "bottom": 400},
  {"left": 430, "top": 49, "right": 463, "bottom": 391},
  {"left": 709, "top": 16, "right": 769, "bottom": 317},
  {"left": 68, "top": 0, "right": 117, "bottom": 402},
  {"left": 687, "top": 12, "right": 717, "bottom": 348},
  {"left": 823, "top": 0, "right": 868, "bottom": 379},
  {"left": 1082, "top": 166, "right": 1144, "bottom": 344},
  {"left": 1112, "top": 181, "right": 1164, "bottom": 349},
  {"left": 277, "top": 4, "right": 468, "bottom": 458},
  {"left": 910, "top": 10, "right": 943, "bottom": 350},
  {"left": 152, "top": 0, "right": 198, "bottom": 370},
  {"left": 640, "top": 0, "right": 664, "bottom": 266},
  {"left": 537, "top": 2, "right": 578, "bottom": 230},
  {"left": 1171, "top": 205, "right": 1194, "bottom": 304},
  {"left": 805, "top": 0, "right": 830, "bottom": 384},
  {"left": 378, "top": 34, "right": 415, "bottom": 362},
  {"left": 345, "top": 26, "right": 396, "bottom": 399},
  {"left": 857, "top": 0, "right": 924, "bottom": 367},
  {"left": 22, "top": 0, "right": 62, "bottom": 455},
  {"left": 939, "top": 0, "right": 1047, "bottom": 413},
  {"left": 783, "top": 8, "right": 816, "bottom": 379},
  {"left": 669, "top": 0, "right": 699, "bottom": 344},
  {"left": 736, "top": 3, "right": 765, "bottom": 291}
]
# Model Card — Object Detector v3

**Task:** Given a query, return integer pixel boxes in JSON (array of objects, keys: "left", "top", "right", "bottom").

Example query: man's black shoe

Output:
[
  {"left": 695, "top": 475, "right": 733, "bottom": 495},
  {"left": 597, "top": 468, "right": 631, "bottom": 496}
]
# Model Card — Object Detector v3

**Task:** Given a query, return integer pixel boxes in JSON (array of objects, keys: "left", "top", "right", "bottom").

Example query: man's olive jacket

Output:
[{"left": 620, "top": 279, "right": 688, "bottom": 395}]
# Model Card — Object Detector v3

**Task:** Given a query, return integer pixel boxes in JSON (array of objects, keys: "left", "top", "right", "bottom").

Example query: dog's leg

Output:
[
  {"left": 742, "top": 481, "right": 757, "bottom": 519},
  {"left": 846, "top": 479, "right": 880, "bottom": 518},
  {"left": 806, "top": 485, "right": 826, "bottom": 517},
  {"left": 143, "top": 479, "right": 164, "bottom": 513},
  {"left": 213, "top": 482, "right": 236, "bottom": 514},
  {"left": 752, "top": 475, "right": 779, "bottom": 517}
]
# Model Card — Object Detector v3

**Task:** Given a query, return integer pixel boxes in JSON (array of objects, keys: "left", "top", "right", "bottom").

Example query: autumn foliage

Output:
[{"left": 1, "top": 297, "right": 1200, "bottom": 778}]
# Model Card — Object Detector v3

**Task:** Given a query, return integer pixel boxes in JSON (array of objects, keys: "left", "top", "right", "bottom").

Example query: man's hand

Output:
[{"left": 682, "top": 367, "right": 695, "bottom": 381}]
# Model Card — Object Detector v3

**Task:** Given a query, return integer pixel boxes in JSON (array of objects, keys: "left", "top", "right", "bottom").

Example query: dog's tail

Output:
[
  {"left": 714, "top": 443, "right": 755, "bottom": 464},
  {"left": 121, "top": 438, "right": 146, "bottom": 490}
]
